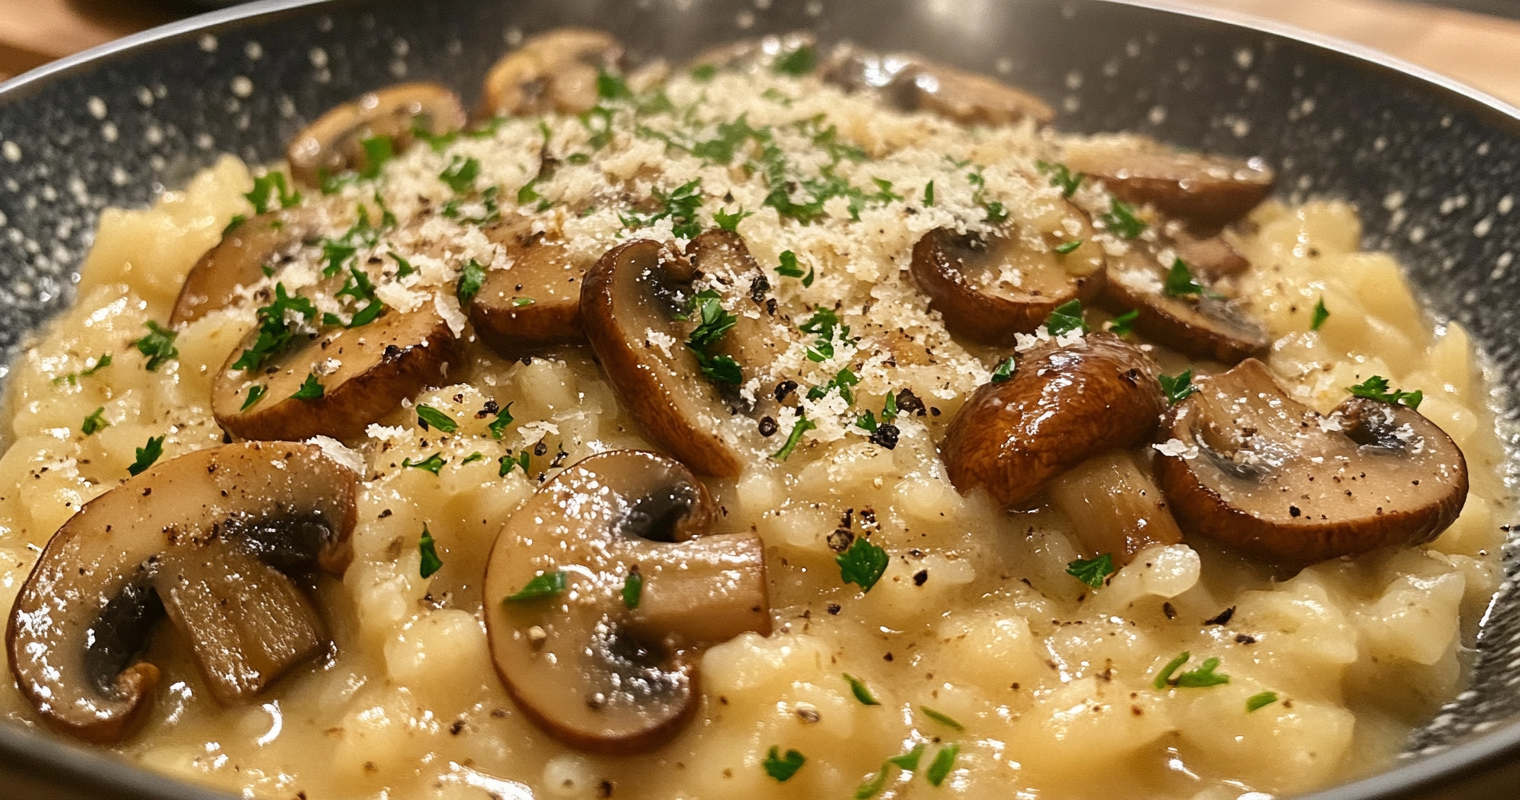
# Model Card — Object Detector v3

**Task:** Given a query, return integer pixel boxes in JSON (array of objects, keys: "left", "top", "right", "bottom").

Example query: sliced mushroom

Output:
[
  {"left": 481, "top": 29, "right": 623, "bottom": 118},
  {"left": 484, "top": 450, "right": 769, "bottom": 754},
  {"left": 911, "top": 210, "right": 1105, "bottom": 347},
  {"left": 1102, "top": 247, "right": 1269, "bottom": 364},
  {"left": 286, "top": 83, "right": 467, "bottom": 188},
  {"left": 469, "top": 223, "right": 591, "bottom": 357},
  {"left": 1171, "top": 228, "right": 1250, "bottom": 281},
  {"left": 582, "top": 233, "right": 786, "bottom": 477},
  {"left": 822, "top": 48, "right": 1053, "bottom": 126},
  {"left": 1154, "top": 359, "right": 1468, "bottom": 566},
  {"left": 1049, "top": 451, "right": 1183, "bottom": 563},
  {"left": 1064, "top": 136, "right": 1274, "bottom": 231},
  {"left": 7, "top": 442, "right": 358, "bottom": 742},
  {"left": 942, "top": 333, "right": 1165, "bottom": 507},
  {"left": 690, "top": 33, "right": 817, "bottom": 74},
  {"left": 213, "top": 301, "right": 458, "bottom": 441},
  {"left": 171, "top": 209, "right": 322, "bottom": 326}
]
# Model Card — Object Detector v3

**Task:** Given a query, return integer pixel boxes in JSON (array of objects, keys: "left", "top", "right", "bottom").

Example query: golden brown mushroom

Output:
[
  {"left": 823, "top": 47, "right": 1054, "bottom": 126},
  {"left": 171, "top": 209, "right": 322, "bottom": 326},
  {"left": 484, "top": 450, "right": 769, "bottom": 754},
  {"left": 1064, "top": 137, "right": 1274, "bottom": 231},
  {"left": 286, "top": 82, "right": 466, "bottom": 188},
  {"left": 942, "top": 334, "right": 1166, "bottom": 507},
  {"left": 6, "top": 442, "right": 358, "bottom": 742},
  {"left": 480, "top": 29, "right": 624, "bottom": 118},
  {"left": 1049, "top": 451, "right": 1184, "bottom": 563},
  {"left": 1154, "top": 359, "right": 1468, "bottom": 567},
  {"left": 469, "top": 222, "right": 592, "bottom": 357},
  {"left": 1102, "top": 247, "right": 1269, "bottom": 364}
]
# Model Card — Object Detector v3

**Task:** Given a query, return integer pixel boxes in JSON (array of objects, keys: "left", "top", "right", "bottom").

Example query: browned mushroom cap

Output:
[
  {"left": 1154, "top": 359, "right": 1468, "bottom": 567},
  {"left": 942, "top": 333, "right": 1166, "bottom": 507},
  {"left": 1102, "top": 248, "right": 1269, "bottom": 364},
  {"left": 171, "top": 210, "right": 322, "bottom": 326},
  {"left": 213, "top": 301, "right": 458, "bottom": 441},
  {"left": 6, "top": 442, "right": 358, "bottom": 742},
  {"left": 286, "top": 83, "right": 466, "bottom": 188},
  {"left": 1171, "top": 228, "right": 1249, "bottom": 281},
  {"left": 484, "top": 450, "right": 769, "bottom": 754},
  {"left": 582, "top": 232, "right": 785, "bottom": 477},
  {"left": 911, "top": 212, "right": 1105, "bottom": 347},
  {"left": 1064, "top": 138, "right": 1274, "bottom": 231},
  {"left": 821, "top": 48, "right": 1052, "bottom": 126},
  {"left": 481, "top": 29, "right": 623, "bottom": 118},
  {"left": 469, "top": 223, "right": 591, "bottom": 357},
  {"left": 1049, "top": 451, "right": 1183, "bottom": 564}
]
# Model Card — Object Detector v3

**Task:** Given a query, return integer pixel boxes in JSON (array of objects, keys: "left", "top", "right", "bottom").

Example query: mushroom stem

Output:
[{"left": 629, "top": 534, "right": 771, "bottom": 643}]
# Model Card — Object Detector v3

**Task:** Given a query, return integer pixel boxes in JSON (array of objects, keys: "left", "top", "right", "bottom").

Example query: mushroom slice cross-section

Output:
[
  {"left": 6, "top": 442, "right": 359, "bottom": 743},
  {"left": 213, "top": 298, "right": 458, "bottom": 442},
  {"left": 911, "top": 206, "right": 1105, "bottom": 346},
  {"left": 484, "top": 450, "right": 770, "bottom": 754},
  {"left": 171, "top": 209, "right": 323, "bottom": 326},
  {"left": 1154, "top": 359, "right": 1468, "bottom": 567},
  {"left": 1063, "top": 136, "right": 1275, "bottom": 231},
  {"left": 942, "top": 333, "right": 1166, "bottom": 508},
  {"left": 470, "top": 222, "right": 591, "bottom": 357},
  {"left": 286, "top": 83, "right": 467, "bottom": 188},
  {"left": 1102, "top": 246, "right": 1269, "bottom": 365},
  {"left": 822, "top": 48, "right": 1054, "bottom": 126},
  {"left": 481, "top": 29, "right": 624, "bottom": 118}
]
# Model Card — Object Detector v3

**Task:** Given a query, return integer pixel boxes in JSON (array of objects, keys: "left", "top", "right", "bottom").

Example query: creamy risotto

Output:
[{"left": 0, "top": 30, "right": 1509, "bottom": 800}]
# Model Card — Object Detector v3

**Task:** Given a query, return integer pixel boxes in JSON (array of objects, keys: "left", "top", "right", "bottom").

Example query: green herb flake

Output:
[
  {"left": 763, "top": 746, "right": 806, "bottom": 782},
  {"left": 622, "top": 566, "right": 644, "bottom": 610},
  {"left": 1066, "top": 553, "right": 1115, "bottom": 589},
  {"left": 489, "top": 403, "right": 516, "bottom": 440},
  {"left": 402, "top": 452, "right": 446, "bottom": 475},
  {"left": 241, "top": 384, "right": 267, "bottom": 411},
  {"left": 1160, "top": 370, "right": 1198, "bottom": 406},
  {"left": 231, "top": 284, "right": 317, "bottom": 372},
  {"left": 457, "top": 260, "right": 487, "bottom": 306},
  {"left": 621, "top": 178, "right": 705, "bottom": 239},
  {"left": 687, "top": 289, "right": 738, "bottom": 348},
  {"left": 843, "top": 673, "right": 881, "bottom": 706},
  {"left": 1176, "top": 656, "right": 1231, "bottom": 688},
  {"left": 919, "top": 706, "right": 965, "bottom": 732},
  {"left": 1053, "top": 239, "right": 1084, "bottom": 255},
  {"left": 596, "top": 71, "right": 632, "bottom": 101},
  {"left": 776, "top": 250, "right": 815, "bottom": 286},
  {"left": 498, "top": 451, "right": 531, "bottom": 478},
  {"left": 1246, "top": 691, "right": 1280, "bottom": 712},
  {"left": 714, "top": 207, "right": 752, "bottom": 233},
  {"left": 926, "top": 744, "right": 960, "bottom": 787},
  {"left": 461, "top": 452, "right": 486, "bottom": 465},
  {"left": 990, "top": 356, "right": 1017, "bottom": 384},
  {"left": 80, "top": 407, "right": 108, "bottom": 436},
  {"left": 419, "top": 524, "right": 443, "bottom": 579},
  {"left": 774, "top": 44, "right": 817, "bottom": 76},
  {"left": 773, "top": 416, "right": 816, "bottom": 461},
  {"left": 223, "top": 214, "right": 247, "bottom": 236},
  {"left": 691, "top": 348, "right": 743, "bottom": 385},
  {"left": 359, "top": 135, "right": 395, "bottom": 180},
  {"left": 1154, "top": 652, "right": 1192, "bottom": 689},
  {"left": 128, "top": 436, "right": 165, "bottom": 477},
  {"left": 246, "top": 171, "right": 301, "bottom": 214},
  {"left": 1107, "top": 309, "right": 1140, "bottom": 337},
  {"left": 440, "top": 156, "right": 481, "bottom": 194},
  {"left": 888, "top": 744, "right": 926, "bottom": 772},
  {"left": 416, "top": 404, "right": 459, "bottom": 434},
  {"left": 1100, "top": 198, "right": 1147, "bottom": 239},
  {"left": 286, "top": 374, "right": 322, "bottom": 401},
  {"left": 504, "top": 571, "right": 568, "bottom": 603},
  {"left": 691, "top": 64, "right": 718, "bottom": 81},
  {"left": 854, "top": 767, "right": 890, "bottom": 800},
  {"left": 511, "top": 297, "right": 536, "bottom": 307},
  {"left": 1348, "top": 375, "right": 1423, "bottom": 410},
  {"left": 1310, "top": 297, "right": 1330, "bottom": 331},
  {"left": 133, "top": 321, "right": 179, "bottom": 372},
  {"left": 1045, "top": 299, "right": 1090, "bottom": 337},
  {"left": 837, "top": 536, "right": 889, "bottom": 592},
  {"left": 1163, "top": 258, "right": 1205, "bottom": 297},
  {"left": 1036, "top": 160, "right": 1085, "bottom": 198},
  {"left": 923, "top": 180, "right": 936, "bottom": 207}
]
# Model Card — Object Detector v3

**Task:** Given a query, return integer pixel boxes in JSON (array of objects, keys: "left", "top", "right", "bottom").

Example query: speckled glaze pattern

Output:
[{"left": 0, "top": 1, "right": 1517, "bottom": 798}]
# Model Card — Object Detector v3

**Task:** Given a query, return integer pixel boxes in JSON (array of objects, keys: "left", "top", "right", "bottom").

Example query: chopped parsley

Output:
[
  {"left": 461, "top": 452, "right": 486, "bottom": 465},
  {"left": 499, "top": 451, "right": 531, "bottom": 478},
  {"left": 504, "top": 571, "right": 568, "bottom": 602},
  {"left": 923, "top": 180, "right": 935, "bottom": 207},
  {"left": 390, "top": 251, "right": 416, "bottom": 278},
  {"left": 990, "top": 356, "right": 1017, "bottom": 384},
  {"left": 1163, "top": 258, "right": 1204, "bottom": 297},
  {"left": 1155, "top": 652, "right": 1231, "bottom": 689},
  {"left": 1311, "top": 297, "right": 1330, "bottom": 331},
  {"left": 246, "top": 171, "right": 301, "bottom": 215},
  {"left": 1036, "top": 159, "right": 1085, "bottom": 198},
  {"left": 132, "top": 321, "right": 179, "bottom": 372},
  {"left": 290, "top": 373, "right": 324, "bottom": 401},
  {"left": 622, "top": 566, "right": 644, "bottom": 610},
  {"left": 440, "top": 155, "right": 481, "bottom": 194},
  {"left": 1066, "top": 553, "right": 1115, "bottom": 589},
  {"left": 713, "top": 207, "right": 751, "bottom": 233},
  {"left": 837, "top": 536, "right": 888, "bottom": 592},
  {"left": 772, "top": 416, "right": 815, "bottom": 460},
  {"left": 456, "top": 260, "right": 487, "bottom": 306},
  {"left": 692, "top": 350, "right": 742, "bottom": 385},
  {"left": 223, "top": 215, "right": 247, "bottom": 236},
  {"left": 690, "top": 63, "right": 718, "bottom": 81},
  {"left": 511, "top": 297, "right": 535, "bottom": 307},
  {"left": 843, "top": 673, "right": 881, "bottom": 706},
  {"left": 776, "top": 250, "right": 815, "bottom": 287},
  {"left": 763, "top": 746, "right": 806, "bottom": 782},
  {"left": 855, "top": 766, "right": 891, "bottom": 799},
  {"left": 358, "top": 135, "right": 394, "bottom": 180},
  {"left": 489, "top": 403, "right": 516, "bottom": 439},
  {"left": 965, "top": 169, "right": 1008, "bottom": 225},
  {"left": 1107, "top": 309, "right": 1140, "bottom": 337},
  {"left": 774, "top": 43, "right": 817, "bottom": 76},
  {"left": 926, "top": 744, "right": 960, "bottom": 787},
  {"left": 331, "top": 264, "right": 384, "bottom": 328},
  {"left": 419, "top": 524, "right": 443, "bottom": 578},
  {"left": 128, "top": 435, "right": 165, "bottom": 477},
  {"left": 80, "top": 407, "right": 108, "bottom": 436},
  {"left": 622, "top": 178, "right": 704, "bottom": 239},
  {"left": 799, "top": 308, "right": 848, "bottom": 361},
  {"left": 1246, "top": 691, "right": 1280, "bottom": 712},
  {"left": 596, "top": 71, "right": 633, "bottom": 101},
  {"left": 231, "top": 284, "right": 317, "bottom": 372},
  {"left": 685, "top": 289, "right": 742, "bottom": 385},
  {"left": 919, "top": 706, "right": 965, "bottom": 732},
  {"left": 807, "top": 368, "right": 860, "bottom": 406},
  {"left": 402, "top": 452, "right": 446, "bottom": 475},
  {"left": 1053, "top": 239, "right": 1084, "bottom": 255},
  {"left": 54, "top": 354, "right": 113, "bottom": 386},
  {"left": 1348, "top": 375, "right": 1423, "bottom": 410},
  {"left": 1044, "top": 299, "right": 1090, "bottom": 337},
  {"left": 1159, "top": 370, "right": 1198, "bottom": 405},
  {"left": 416, "top": 404, "right": 458, "bottom": 434},
  {"left": 1100, "top": 198, "right": 1147, "bottom": 239},
  {"left": 241, "top": 384, "right": 267, "bottom": 411}
]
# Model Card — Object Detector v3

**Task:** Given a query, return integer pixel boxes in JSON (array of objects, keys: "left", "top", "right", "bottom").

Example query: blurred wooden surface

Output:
[{"left": 0, "top": 0, "right": 1517, "bottom": 107}]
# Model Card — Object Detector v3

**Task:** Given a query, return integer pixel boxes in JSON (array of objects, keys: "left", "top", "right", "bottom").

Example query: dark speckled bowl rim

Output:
[{"left": 1, "top": 1, "right": 1519, "bottom": 799}]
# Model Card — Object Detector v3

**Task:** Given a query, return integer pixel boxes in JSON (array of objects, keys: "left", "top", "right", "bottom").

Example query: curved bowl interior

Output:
[{"left": 0, "top": 0, "right": 1517, "bottom": 798}]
